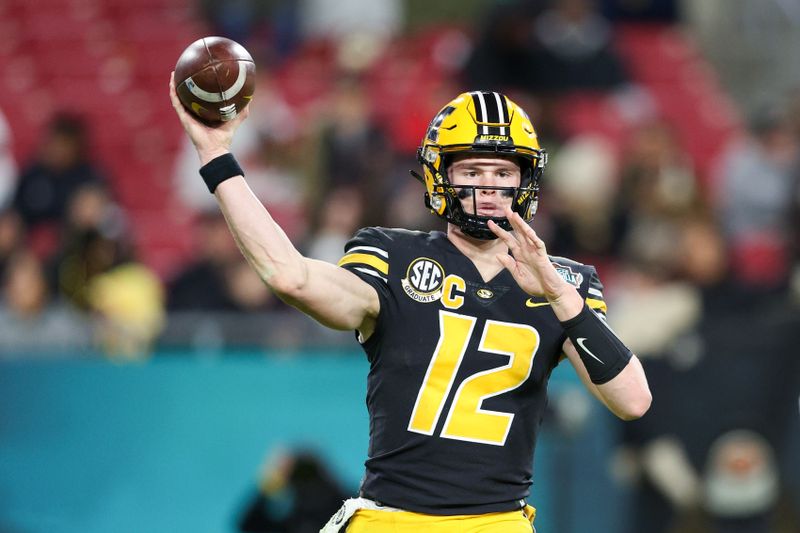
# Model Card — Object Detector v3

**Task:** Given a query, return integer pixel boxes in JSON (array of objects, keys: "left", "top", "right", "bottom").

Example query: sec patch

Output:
[{"left": 402, "top": 257, "right": 445, "bottom": 303}]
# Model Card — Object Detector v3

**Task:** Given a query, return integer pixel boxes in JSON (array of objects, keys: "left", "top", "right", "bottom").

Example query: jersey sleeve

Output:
[
  {"left": 555, "top": 265, "right": 610, "bottom": 365},
  {"left": 337, "top": 227, "right": 392, "bottom": 302},
  {"left": 584, "top": 267, "right": 608, "bottom": 316}
]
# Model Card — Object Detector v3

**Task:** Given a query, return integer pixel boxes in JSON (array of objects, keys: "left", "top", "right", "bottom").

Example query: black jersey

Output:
[{"left": 337, "top": 227, "right": 607, "bottom": 516}]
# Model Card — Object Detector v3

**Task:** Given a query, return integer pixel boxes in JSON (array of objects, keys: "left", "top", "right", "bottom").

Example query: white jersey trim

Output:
[{"left": 348, "top": 245, "right": 388, "bottom": 258}]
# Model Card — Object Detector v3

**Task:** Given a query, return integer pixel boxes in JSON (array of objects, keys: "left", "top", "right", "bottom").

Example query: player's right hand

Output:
[
  {"left": 168, "top": 71, "right": 249, "bottom": 165},
  {"left": 489, "top": 207, "right": 583, "bottom": 320}
]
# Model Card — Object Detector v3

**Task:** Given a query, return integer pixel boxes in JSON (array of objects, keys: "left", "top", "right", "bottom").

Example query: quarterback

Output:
[{"left": 170, "top": 76, "right": 651, "bottom": 532}]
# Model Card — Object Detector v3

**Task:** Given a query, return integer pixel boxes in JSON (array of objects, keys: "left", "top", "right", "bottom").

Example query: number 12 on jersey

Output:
[{"left": 408, "top": 310, "right": 540, "bottom": 446}]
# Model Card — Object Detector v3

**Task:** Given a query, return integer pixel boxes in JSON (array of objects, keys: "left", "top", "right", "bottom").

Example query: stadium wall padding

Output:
[{"left": 0, "top": 353, "right": 623, "bottom": 533}]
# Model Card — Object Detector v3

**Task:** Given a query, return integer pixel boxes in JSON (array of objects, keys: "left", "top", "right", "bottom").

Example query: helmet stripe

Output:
[
  {"left": 471, "top": 91, "right": 489, "bottom": 134},
  {"left": 492, "top": 92, "right": 507, "bottom": 135},
  {"left": 469, "top": 92, "right": 481, "bottom": 122},
  {"left": 471, "top": 91, "right": 509, "bottom": 137},
  {"left": 482, "top": 91, "right": 499, "bottom": 124}
]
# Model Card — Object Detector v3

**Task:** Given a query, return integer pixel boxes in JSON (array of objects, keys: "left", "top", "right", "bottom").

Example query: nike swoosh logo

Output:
[
  {"left": 576, "top": 337, "right": 604, "bottom": 365},
  {"left": 525, "top": 299, "right": 550, "bottom": 308}
]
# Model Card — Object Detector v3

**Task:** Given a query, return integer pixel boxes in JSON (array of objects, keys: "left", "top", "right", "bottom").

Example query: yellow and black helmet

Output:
[{"left": 414, "top": 91, "right": 547, "bottom": 239}]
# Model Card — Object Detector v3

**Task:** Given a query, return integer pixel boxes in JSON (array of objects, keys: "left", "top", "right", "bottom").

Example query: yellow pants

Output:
[{"left": 346, "top": 505, "right": 536, "bottom": 533}]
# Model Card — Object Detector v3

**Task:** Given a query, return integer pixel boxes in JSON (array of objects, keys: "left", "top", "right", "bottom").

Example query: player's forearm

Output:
[
  {"left": 214, "top": 176, "right": 308, "bottom": 295},
  {"left": 564, "top": 335, "right": 651, "bottom": 420},
  {"left": 593, "top": 355, "right": 651, "bottom": 420}
]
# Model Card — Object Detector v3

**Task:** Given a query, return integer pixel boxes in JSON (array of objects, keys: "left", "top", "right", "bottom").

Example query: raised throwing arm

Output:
[{"left": 169, "top": 73, "right": 380, "bottom": 336}]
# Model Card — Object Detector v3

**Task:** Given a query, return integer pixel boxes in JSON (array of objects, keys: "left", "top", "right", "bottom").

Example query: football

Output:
[{"left": 174, "top": 36, "right": 256, "bottom": 123}]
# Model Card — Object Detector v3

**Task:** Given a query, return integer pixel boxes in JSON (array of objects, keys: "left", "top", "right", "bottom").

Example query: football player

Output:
[{"left": 170, "top": 76, "right": 651, "bottom": 533}]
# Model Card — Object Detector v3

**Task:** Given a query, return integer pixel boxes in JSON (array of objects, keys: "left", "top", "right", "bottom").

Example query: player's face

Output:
[{"left": 448, "top": 155, "right": 521, "bottom": 217}]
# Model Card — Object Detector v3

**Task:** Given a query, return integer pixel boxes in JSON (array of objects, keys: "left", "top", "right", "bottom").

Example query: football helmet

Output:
[{"left": 414, "top": 91, "right": 547, "bottom": 240}]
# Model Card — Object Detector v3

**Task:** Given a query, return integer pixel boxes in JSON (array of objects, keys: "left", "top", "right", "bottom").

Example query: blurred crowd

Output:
[
  {"left": 1, "top": 0, "right": 796, "bottom": 352},
  {"left": 0, "top": 112, "right": 163, "bottom": 358},
  {"left": 0, "top": 0, "right": 798, "bottom": 532}
]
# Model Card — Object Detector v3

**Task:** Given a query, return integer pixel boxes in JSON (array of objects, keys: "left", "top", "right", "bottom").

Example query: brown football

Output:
[{"left": 174, "top": 36, "right": 256, "bottom": 123}]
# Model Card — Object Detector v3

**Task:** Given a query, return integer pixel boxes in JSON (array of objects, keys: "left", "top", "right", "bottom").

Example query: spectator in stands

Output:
[
  {"left": 12, "top": 113, "right": 108, "bottom": 233},
  {"left": 0, "top": 208, "right": 23, "bottom": 279},
  {"left": 48, "top": 183, "right": 128, "bottom": 310},
  {"left": 298, "top": 0, "right": 402, "bottom": 43},
  {"left": 63, "top": 182, "right": 123, "bottom": 234},
  {"left": 612, "top": 120, "right": 703, "bottom": 265},
  {"left": 544, "top": 134, "right": 619, "bottom": 262},
  {"left": 237, "top": 447, "right": 350, "bottom": 533},
  {"left": 168, "top": 212, "right": 275, "bottom": 312},
  {"left": 0, "top": 248, "right": 90, "bottom": 355},
  {"left": 671, "top": 429, "right": 800, "bottom": 533},
  {"left": 197, "top": 0, "right": 268, "bottom": 50},
  {"left": 611, "top": 216, "right": 800, "bottom": 533},
  {"left": 52, "top": 227, "right": 128, "bottom": 310},
  {"left": 465, "top": 0, "right": 629, "bottom": 96},
  {"left": 462, "top": 1, "right": 544, "bottom": 94},
  {"left": 530, "top": 0, "right": 629, "bottom": 94},
  {"left": 3, "top": 250, "right": 48, "bottom": 320},
  {"left": 463, "top": 0, "right": 632, "bottom": 145},
  {"left": 715, "top": 103, "right": 799, "bottom": 290},
  {"left": 163, "top": 213, "right": 286, "bottom": 351},
  {"left": 197, "top": 0, "right": 301, "bottom": 67},
  {"left": 87, "top": 261, "right": 165, "bottom": 359},
  {"left": 304, "top": 186, "right": 364, "bottom": 264},
  {"left": 24, "top": 164, "right": 165, "bottom": 359},
  {"left": 306, "top": 75, "right": 395, "bottom": 229}
]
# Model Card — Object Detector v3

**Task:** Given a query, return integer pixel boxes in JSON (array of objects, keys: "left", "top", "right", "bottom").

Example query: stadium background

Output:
[{"left": 1, "top": 0, "right": 799, "bottom": 532}]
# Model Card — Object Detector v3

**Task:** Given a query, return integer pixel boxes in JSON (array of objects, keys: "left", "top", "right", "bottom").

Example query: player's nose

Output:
[{"left": 478, "top": 175, "right": 499, "bottom": 193}]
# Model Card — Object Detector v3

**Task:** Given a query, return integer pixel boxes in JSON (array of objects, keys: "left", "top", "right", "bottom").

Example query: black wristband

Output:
[
  {"left": 560, "top": 304, "right": 632, "bottom": 384},
  {"left": 199, "top": 153, "right": 244, "bottom": 193}
]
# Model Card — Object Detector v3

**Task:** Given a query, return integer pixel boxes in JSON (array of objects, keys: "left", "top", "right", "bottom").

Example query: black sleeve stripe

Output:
[{"left": 353, "top": 266, "right": 388, "bottom": 284}]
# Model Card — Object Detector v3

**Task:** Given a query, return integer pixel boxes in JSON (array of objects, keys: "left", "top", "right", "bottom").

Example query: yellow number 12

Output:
[{"left": 407, "top": 310, "right": 540, "bottom": 446}]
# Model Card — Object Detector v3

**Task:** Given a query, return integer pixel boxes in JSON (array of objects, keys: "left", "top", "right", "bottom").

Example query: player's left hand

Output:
[{"left": 488, "top": 207, "right": 573, "bottom": 302}]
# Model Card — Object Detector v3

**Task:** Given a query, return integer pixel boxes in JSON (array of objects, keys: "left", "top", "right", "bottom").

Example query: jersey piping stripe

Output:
[
  {"left": 348, "top": 245, "right": 389, "bottom": 258},
  {"left": 354, "top": 267, "right": 387, "bottom": 283},
  {"left": 588, "top": 287, "right": 603, "bottom": 298},
  {"left": 338, "top": 253, "right": 389, "bottom": 275},
  {"left": 586, "top": 297, "right": 608, "bottom": 314}
]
